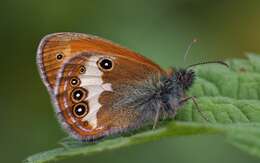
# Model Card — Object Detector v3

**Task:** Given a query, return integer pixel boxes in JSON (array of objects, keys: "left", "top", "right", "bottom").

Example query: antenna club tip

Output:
[{"left": 192, "top": 38, "right": 198, "bottom": 43}]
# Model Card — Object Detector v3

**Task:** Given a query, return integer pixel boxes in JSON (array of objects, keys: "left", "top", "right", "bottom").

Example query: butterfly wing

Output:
[
  {"left": 54, "top": 52, "right": 165, "bottom": 141},
  {"left": 37, "top": 32, "right": 162, "bottom": 94}
]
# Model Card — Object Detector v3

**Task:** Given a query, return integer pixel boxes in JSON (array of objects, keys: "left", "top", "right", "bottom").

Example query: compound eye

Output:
[
  {"left": 71, "top": 87, "right": 87, "bottom": 102},
  {"left": 97, "top": 58, "right": 113, "bottom": 71},
  {"left": 72, "top": 103, "right": 89, "bottom": 118}
]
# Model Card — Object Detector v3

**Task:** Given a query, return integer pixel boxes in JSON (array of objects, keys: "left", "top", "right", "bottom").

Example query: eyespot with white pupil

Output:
[
  {"left": 72, "top": 103, "right": 89, "bottom": 118},
  {"left": 56, "top": 52, "right": 64, "bottom": 61},
  {"left": 97, "top": 58, "right": 113, "bottom": 71},
  {"left": 70, "top": 77, "right": 80, "bottom": 87},
  {"left": 71, "top": 87, "right": 87, "bottom": 102}
]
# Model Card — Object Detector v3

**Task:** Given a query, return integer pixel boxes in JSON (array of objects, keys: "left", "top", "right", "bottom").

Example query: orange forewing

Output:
[{"left": 37, "top": 32, "right": 162, "bottom": 94}]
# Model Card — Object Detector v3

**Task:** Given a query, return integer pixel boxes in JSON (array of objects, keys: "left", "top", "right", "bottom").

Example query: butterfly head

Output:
[
  {"left": 155, "top": 68, "right": 195, "bottom": 108},
  {"left": 159, "top": 60, "right": 228, "bottom": 108},
  {"left": 169, "top": 60, "right": 228, "bottom": 92},
  {"left": 174, "top": 68, "right": 195, "bottom": 90}
]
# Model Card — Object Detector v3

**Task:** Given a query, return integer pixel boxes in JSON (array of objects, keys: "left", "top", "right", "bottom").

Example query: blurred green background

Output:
[{"left": 1, "top": 0, "right": 260, "bottom": 162}]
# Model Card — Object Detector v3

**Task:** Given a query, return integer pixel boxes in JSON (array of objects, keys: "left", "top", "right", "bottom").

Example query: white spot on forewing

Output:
[
  {"left": 80, "top": 77, "right": 102, "bottom": 86},
  {"left": 86, "top": 85, "right": 104, "bottom": 99},
  {"left": 79, "top": 56, "right": 113, "bottom": 129},
  {"left": 85, "top": 98, "right": 101, "bottom": 127},
  {"left": 85, "top": 65, "right": 102, "bottom": 76},
  {"left": 87, "top": 61, "right": 98, "bottom": 67}
]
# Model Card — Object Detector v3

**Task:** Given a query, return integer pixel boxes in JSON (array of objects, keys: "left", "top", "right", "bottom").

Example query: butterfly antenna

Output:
[
  {"left": 186, "top": 60, "right": 229, "bottom": 69},
  {"left": 183, "top": 38, "right": 198, "bottom": 65}
]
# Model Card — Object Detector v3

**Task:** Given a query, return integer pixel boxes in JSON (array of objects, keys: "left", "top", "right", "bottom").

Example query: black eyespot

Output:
[
  {"left": 79, "top": 66, "right": 86, "bottom": 74},
  {"left": 98, "top": 58, "right": 113, "bottom": 71},
  {"left": 71, "top": 88, "right": 87, "bottom": 102},
  {"left": 70, "top": 77, "right": 80, "bottom": 87},
  {"left": 56, "top": 52, "right": 64, "bottom": 60},
  {"left": 73, "top": 103, "right": 89, "bottom": 118}
]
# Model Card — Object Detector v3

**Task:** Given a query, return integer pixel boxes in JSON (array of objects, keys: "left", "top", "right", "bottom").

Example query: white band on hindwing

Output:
[{"left": 79, "top": 56, "right": 113, "bottom": 129}]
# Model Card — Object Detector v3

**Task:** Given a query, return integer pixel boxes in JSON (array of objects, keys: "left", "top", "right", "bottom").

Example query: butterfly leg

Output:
[
  {"left": 179, "top": 96, "right": 209, "bottom": 122},
  {"left": 152, "top": 101, "right": 167, "bottom": 129},
  {"left": 152, "top": 106, "right": 160, "bottom": 129},
  {"left": 152, "top": 101, "right": 177, "bottom": 129}
]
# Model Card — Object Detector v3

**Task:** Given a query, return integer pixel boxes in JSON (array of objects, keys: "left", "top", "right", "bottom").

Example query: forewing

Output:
[{"left": 37, "top": 32, "right": 162, "bottom": 94}]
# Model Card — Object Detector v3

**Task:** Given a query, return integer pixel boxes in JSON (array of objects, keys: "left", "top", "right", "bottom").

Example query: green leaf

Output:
[
  {"left": 24, "top": 54, "right": 260, "bottom": 163},
  {"left": 227, "top": 130, "right": 260, "bottom": 158}
]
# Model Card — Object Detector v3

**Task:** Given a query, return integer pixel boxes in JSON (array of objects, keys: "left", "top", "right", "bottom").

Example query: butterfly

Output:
[{"left": 37, "top": 32, "right": 227, "bottom": 142}]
